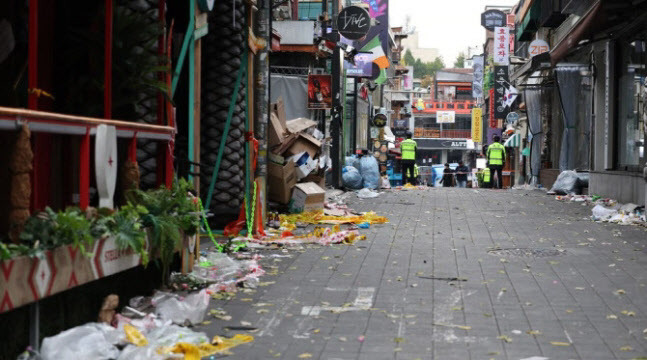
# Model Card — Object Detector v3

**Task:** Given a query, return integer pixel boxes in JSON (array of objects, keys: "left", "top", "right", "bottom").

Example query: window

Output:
[{"left": 617, "top": 39, "right": 647, "bottom": 169}]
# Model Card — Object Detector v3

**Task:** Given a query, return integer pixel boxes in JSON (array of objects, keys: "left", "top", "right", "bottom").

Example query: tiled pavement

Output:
[{"left": 195, "top": 188, "right": 647, "bottom": 359}]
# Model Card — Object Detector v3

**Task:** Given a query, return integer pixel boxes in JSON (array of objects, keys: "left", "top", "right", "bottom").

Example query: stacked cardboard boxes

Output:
[{"left": 267, "top": 98, "right": 329, "bottom": 212}]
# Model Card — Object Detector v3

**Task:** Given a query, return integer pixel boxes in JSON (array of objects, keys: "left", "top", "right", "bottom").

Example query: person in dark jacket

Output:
[
  {"left": 455, "top": 160, "right": 469, "bottom": 188},
  {"left": 439, "top": 163, "right": 454, "bottom": 187}
]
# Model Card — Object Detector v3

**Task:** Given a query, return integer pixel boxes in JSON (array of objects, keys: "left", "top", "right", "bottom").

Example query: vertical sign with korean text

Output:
[
  {"left": 489, "top": 88, "right": 496, "bottom": 128},
  {"left": 471, "top": 108, "right": 483, "bottom": 143},
  {"left": 493, "top": 66, "right": 509, "bottom": 122},
  {"left": 493, "top": 26, "right": 509, "bottom": 66},
  {"left": 472, "top": 56, "right": 484, "bottom": 98}
]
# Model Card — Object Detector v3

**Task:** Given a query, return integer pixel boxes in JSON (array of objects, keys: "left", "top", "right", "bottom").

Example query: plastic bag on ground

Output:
[
  {"left": 592, "top": 204, "right": 619, "bottom": 221},
  {"left": 356, "top": 188, "right": 380, "bottom": 198},
  {"left": 342, "top": 166, "right": 363, "bottom": 189},
  {"left": 192, "top": 252, "right": 241, "bottom": 283},
  {"left": 549, "top": 170, "right": 581, "bottom": 195},
  {"left": 155, "top": 289, "right": 210, "bottom": 325},
  {"left": 41, "top": 323, "right": 120, "bottom": 360},
  {"left": 359, "top": 156, "right": 380, "bottom": 189}
]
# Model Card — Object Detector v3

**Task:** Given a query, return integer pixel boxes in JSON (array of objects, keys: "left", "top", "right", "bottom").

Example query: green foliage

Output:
[
  {"left": 2, "top": 178, "right": 200, "bottom": 287},
  {"left": 454, "top": 52, "right": 466, "bottom": 68},
  {"left": 410, "top": 55, "right": 445, "bottom": 79},
  {"left": 91, "top": 204, "right": 149, "bottom": 266},
  {"left": 19, "top": 207, "right": 95, "bottom": 257},
  {"left": 403, "top": 49, "right": 415, "bottom": 66},
  {"left": 126, "top": 178, "right": 200, "bottom": 283}
]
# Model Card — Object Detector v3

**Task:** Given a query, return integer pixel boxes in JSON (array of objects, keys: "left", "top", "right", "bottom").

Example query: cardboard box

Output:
[
  {"left": 302, "top": 173, "right": 325, "bottom": 188},
  {"left": 290, "top": 152, "right": 317, "bottom": 180},
  {"left": 268, "top": 160, "right": 297, "bottom": 204},
  {"left": 272, "top": 97, "right": 286, "bottom": 127},
  {"left": 290, "top": 182, "right": 325, "bottom": 213},
  {"left": 272, "top": 133, "right": 299, "bottom": 155},
  {"left": 286, "top": 118, "right": 317, "bottom": 134},
  {"left": 269, "top": 112, "right": 287, "bottom": 148},
  {"left": 284, "top": 133, "right": 322, "bottom": 159}
]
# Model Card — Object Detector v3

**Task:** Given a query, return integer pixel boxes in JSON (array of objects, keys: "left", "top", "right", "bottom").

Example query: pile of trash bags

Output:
[
  {"left": 549, "top": 170, "right": 589, "bottom": 195},
  {"left": 343, "top": 155, "right": 380, "bottom": 190}
]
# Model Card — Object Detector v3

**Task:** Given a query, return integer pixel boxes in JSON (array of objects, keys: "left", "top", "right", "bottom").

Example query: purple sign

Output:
[{"left": 343, "top": 0, "right": 389, "bottom": 80}]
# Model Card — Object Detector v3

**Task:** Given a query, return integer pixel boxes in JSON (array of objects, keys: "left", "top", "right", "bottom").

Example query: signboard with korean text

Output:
[
  {"left": 493, "top": 66, "right": 509, "bottom": 121},
  {"left": 437, "top": 111, "right": 456, "bottom": 124},
  {"left": 481, "top": 9, "right": 506, "bottom": 31},
  {"left": 471, "top": 108, "right": 483, "bottom": 142},
  {"left": 472, "top": 56, "right": 484, "bottom": 98},
  {"left": 529, "top": 39, "right": 550, "bottom": 58},
  {"left": 494, "top": 27, "right": 509, "bottom": 65},
  {"left": 489, "top": 88, "right": 496, "bottom": 128},
  {"left": 308, "top": 75, "right": 332, "bottom": 109}
]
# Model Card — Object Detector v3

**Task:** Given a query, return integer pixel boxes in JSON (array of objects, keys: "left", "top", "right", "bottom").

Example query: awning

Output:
[
  {"left": 550, "top": 1, "right": 601, "bottom": 66},
  {"left": 504, "top": 133, "right": 520, "bottom": 147},
  {"left": 516, "top": 0, "right": 541, "bottom": 42}
]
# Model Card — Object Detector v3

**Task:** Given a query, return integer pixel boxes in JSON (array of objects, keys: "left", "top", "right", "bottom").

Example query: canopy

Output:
[{"left": 504, "top": 133, "right": 520, "bottom": 147}]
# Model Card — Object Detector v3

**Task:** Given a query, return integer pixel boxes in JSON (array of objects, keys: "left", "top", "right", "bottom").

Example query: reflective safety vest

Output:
[
  {"left": 401, "top": 139, "right": 417, "bottom": 160},
  {"left": 487, "top": 142, "right": 506, "bottom": 165},
  {"left": 414, "top": 164, "right": 419, "bottom": 177},
  {"left": 483, "top": 168, "right": 491, "bottom": 182}
]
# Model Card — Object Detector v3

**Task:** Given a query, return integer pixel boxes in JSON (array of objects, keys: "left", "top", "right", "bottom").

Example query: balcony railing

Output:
[
  {"left": 412, "top": 100, "right": 476, "bottom": 114},
  {"left": 414, "top": 128, "right": 471, "bottom": 139}
]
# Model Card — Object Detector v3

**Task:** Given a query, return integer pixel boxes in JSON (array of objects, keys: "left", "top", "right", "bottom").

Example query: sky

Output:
[{"left": 389, "top": 0, "right": 519, "bottom": 64}]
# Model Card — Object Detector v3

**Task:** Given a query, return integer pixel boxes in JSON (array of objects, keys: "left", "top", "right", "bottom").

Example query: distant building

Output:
[{"left": 400, "top": 31, "right": 441, "bottom": 63}]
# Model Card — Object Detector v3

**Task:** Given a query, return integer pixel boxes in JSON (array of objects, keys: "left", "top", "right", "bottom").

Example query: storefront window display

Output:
[{"left": 617, "top": 39, "right": 647, "bottom": 169}]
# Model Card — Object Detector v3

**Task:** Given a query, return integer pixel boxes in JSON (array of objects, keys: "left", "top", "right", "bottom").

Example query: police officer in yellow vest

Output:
[
  {"left": 482, "top": 164, "right": 491, "bottom": 188},
  {"left": 414, "top": 164, "right": 420, "bottom": 183},
  {"left": 487, "top": 135, "right": 506, "bottom": 189},
  {"left": 401, "top": 132, "right": 418, "bottom": 185}
]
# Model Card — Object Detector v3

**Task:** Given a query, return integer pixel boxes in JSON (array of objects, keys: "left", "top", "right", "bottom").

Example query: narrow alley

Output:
[{"left": 194, "top": 188, "right": 647, "bottom": 360}]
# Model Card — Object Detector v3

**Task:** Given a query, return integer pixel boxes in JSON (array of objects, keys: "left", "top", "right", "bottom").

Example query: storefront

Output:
[{"left": 416, "top": 138, "right": 476, "bottom": 165}]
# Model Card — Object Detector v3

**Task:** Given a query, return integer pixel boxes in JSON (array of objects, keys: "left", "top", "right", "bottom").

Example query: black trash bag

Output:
[{"left": 550, "top": 170, "right": 582, "bottom": 195}]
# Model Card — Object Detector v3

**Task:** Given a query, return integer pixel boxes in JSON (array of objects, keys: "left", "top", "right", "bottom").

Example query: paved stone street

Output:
[{"left": 196, "top": 188, "right": 647, "bottom": 360}]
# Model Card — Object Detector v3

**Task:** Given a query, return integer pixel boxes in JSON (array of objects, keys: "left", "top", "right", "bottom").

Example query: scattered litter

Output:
[
  {"left": 154, "top": 290, "right": 210, "bottom": 326},
  {"left": 497, "top": 335, "right": 512, "bottom": 343},
  {"left": 41, "top": 323, "right": 121, "bottom": 360},
  {"left": 280, "top": 210, "right": 388, "bottom": 226},
  {"left": 419, "top": 276, "right": 467, "bottom": 282},
  {"left": 550, "top": 341, "right": 571, "bottom": 346},
  {"left": 356, "top": 188, "right": 380, "bottom": 198}
]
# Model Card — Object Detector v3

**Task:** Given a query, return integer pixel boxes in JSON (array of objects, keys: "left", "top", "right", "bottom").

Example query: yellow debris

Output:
[
  {"left": 280, "top": 211, "right": 388, "bottom": 226},
  {"left": 124, "top": 324, "right": 148, "bottom": 347}
]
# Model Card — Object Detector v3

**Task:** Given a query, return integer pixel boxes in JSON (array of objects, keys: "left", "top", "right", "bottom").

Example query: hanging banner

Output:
[
  {"left": 493, "top": 66, "right": 509, "bottom": 121},
  {"left": 307, "top": 75, "right": 332, "bottom": 109},
  {"left": 471, "top": 108, "right": 483, "bottom": 142},
  {"left": 344, "top": 0, "right": 389, "bottom": 82},
  {"left": 472, "top": 55, "right": 484, "bottom": 98},
  {"left": 437, "top": 111, "right": 456, "bottom": 124},
  {"left": 403, "top": 66, "right": 414, "bottom": 90},
  {"left": 493, "top": 26, "right": 509, "bottom": 66}
]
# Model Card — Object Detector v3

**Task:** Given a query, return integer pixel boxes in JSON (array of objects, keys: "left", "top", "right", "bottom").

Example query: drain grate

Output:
[{"left": 488, "top": 248, "right": 566, "bottom": 258}]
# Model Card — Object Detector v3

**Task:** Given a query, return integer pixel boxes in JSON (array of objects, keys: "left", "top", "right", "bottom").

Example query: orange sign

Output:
[{"left": 529, "top": 39, "right": 550, "bottom": 58}]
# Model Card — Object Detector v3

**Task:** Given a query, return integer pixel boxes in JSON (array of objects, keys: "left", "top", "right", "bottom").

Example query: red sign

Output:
[
  {"left": 489, "top": 89, "right": 496, "bottom": 128},
  {"left": 308, "top": 75, "right": 332, "bottom": 109}
]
